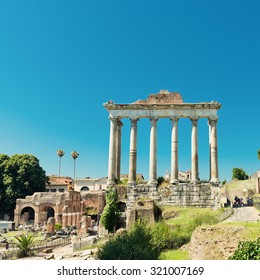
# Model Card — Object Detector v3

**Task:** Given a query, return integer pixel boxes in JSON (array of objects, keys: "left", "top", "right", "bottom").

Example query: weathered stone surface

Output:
[
  {"left": 134, "top": 90, "right": 183, "bottom": 105},
  {"left": 125, "top": 182, "right": 221, "bottom": 227},
  {"left": 126, "top": 199, "right": 155, "bottom": 230},
  {"left": 14, "top": 190, "right": 105, "bottom": 230},
  {"left": 46, "top": 217, "right": 55, "bottom": 234},
  {"left": 79, "top": 216, "right": 92, "bottom": 234},
  {"left": 189, "top": 225, "right": 247, "bottom": 260}
]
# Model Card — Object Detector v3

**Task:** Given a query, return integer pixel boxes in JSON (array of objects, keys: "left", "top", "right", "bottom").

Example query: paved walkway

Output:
[
  {"left": 18, "top": 235, "right": 97, "bottom": 260},
  {"left": 223, "top": 206, "right": 260, "bottom": 223}
]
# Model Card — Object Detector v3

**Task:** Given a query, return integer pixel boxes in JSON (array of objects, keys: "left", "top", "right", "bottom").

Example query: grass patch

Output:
[
  {"left": 164, "top": 207, "right": 221, "bottom": 231},
  {"left": 225, "top": 179, "right": 255, "bottom": 199},
  {"left": 156, "top": 207, "right": 221, "bottom": 255},
  {"left": 159, "top": 249, "right": 189, "bottom": 260},
  {"left": 222, "top": 222, "right": 260, "bottom": 240},
  {"left": 1, "top": 230, "right": 45, "bottom": 243}
]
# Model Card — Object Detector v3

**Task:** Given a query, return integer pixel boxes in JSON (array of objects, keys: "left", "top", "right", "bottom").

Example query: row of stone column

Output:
[{"left": 107, "top": 117, "right": 219, "bottom": 186}]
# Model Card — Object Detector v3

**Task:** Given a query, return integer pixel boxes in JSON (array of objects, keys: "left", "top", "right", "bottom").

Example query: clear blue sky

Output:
[{"left": 0, "top": 0, "right": 259, "bottom": 181}]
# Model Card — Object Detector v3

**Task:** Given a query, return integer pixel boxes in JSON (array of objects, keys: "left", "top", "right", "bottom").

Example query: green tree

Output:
[
  {"left": 15, "top": 234, "right": 35, "bottom": 258},
  {"left": 100, "top": 187, "right": 120, "bottom": 233},
  {"left": 0, "top": 154, "right": 10, "bottom": 218},
  {"left": 258, "top": 149, "right": 260, "bottom": 160},
  {"left": 0, "top": 154, "right": 47, "bottom": 218},
  {"left": 157, "top": 176, "right": 165, "bottom": 186},
  {"left": 232, "top": 168, "right": 249, "bottom": 180},
  {"left": 97, "top": 219, "right": 160, "bottom": 260}
]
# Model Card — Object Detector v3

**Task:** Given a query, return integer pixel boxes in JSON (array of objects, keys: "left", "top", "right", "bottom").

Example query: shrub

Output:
[
  {"left": 97, "top": 219, "right": 160, "bottom": 260},
  {"left": 55, "top": 223, "right": 62, "bottom": 231},
  {"left": 151, "top": 221, "right": 173, "bottom": 251},
  {"left": 151, "top": 221, "right": 190, "bottom": 251},
  {"left": 84, "top": 206, "right": 98, "bottom": 216},
  {"left": 228, "top": 238, "right": 260, "bottom": 260}
]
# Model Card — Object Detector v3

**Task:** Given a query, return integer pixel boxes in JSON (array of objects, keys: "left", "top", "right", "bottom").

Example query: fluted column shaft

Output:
[
  {"left": 115, "top": 119, "right": 123, "bottom": 180},
  {"left": 128, "top": 118, "right": 139, "bottom": 184},
  {"left": 209, "top": 118, "right": 219, "bottom": 183},
  {"left": 191, "top": 118, "right": 199, "bottom": 182},
  {"left": 149, "top": 117, "right": 158, "bottom": 184},
  {"left": 170, "top": 117, "right": 179, "bottom": 183},
  {"left": 107, "top": 117, "right": 118, "bottom": 186}
]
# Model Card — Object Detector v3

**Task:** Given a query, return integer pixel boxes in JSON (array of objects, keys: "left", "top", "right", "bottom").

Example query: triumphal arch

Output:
[{"left": 103, "top": 90, "right": 221, "bottom": 217}]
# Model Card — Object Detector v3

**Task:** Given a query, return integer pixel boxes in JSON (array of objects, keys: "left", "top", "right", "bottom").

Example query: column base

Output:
[
  {"left": 170, "top": 179, "right": 179, "bottom": 184},
  {"left": 148, "top": 180, "right": 157, "bottom": 185},
  {"left": 107, "top": 180, "right": 116, "bottom": 186},
  {"left": 191, "top": 179, "right": 200, "bottom": 184},
  {"left": 210, "top": 178, "right": 220, "bottom": 185}
]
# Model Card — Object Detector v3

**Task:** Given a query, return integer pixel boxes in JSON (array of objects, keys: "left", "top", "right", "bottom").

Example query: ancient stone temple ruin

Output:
[{"left": 104, "top": 90, "right": 222, "bottom": 226}]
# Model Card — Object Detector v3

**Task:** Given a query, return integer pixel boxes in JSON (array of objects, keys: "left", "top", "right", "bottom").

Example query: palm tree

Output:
[
  {"left": 71, "top": 151, "right": 79, "bottom": 187},
  {"left": 15, "top": 234, "right": 34, "bottom": 258},
  {"left": 57, "top": 150, "right": 65, "bottom": 178}
]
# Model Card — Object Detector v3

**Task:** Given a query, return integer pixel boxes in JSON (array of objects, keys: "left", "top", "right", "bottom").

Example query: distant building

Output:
[
  {"left": 73, "top": 177, "right": 108, "bottom": 192},
  {"left": 164, "top": 170, "right": 170, "bottom": 180},
  {"left": 120, "top": 174, "right": 145, "bottom": 182},
  {"left": 178, "top": 170, "right": 192, "bottom": 181},
  {"left": 46, "top": 176, "right": 72, "bottom": 192},
  {"left": 164, "top": 170, "right": 191, "bottom": 181}
]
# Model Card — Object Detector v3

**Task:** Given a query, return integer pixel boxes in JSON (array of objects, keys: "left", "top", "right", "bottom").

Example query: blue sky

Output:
[{"left": 0, "top": 0, "right": 259, "bottom": 181}]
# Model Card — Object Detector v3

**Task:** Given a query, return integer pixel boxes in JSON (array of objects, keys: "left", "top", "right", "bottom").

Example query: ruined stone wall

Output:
[
  {"left": 126, "top": 199, "right": 155, "bottom": 230},
  {"left": 116, "top": 185, "right": 127, "bottom": 202},
  {"left": 256, "top": 177, "right": 260, "bottom": 194},
  {"left": 125, "top": 183, "right": 220, "bottom": 228},
  {"left": 14, "top": 191, "right": 84, "bottom": 227},
  {"left": 81, "top": 191, "right": 106, "bottom": 214},
  {"left": 126, "top": 183, "right": 220, "bottom": 210}
]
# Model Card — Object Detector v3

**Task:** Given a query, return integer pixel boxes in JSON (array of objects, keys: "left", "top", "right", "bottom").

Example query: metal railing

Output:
[{"left": 0, "top": 236, "right": 71, "bottom": 260}]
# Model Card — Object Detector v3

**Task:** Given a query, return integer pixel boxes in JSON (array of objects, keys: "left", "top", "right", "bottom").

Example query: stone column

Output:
[
  {"left": 107, "top": 117, "right": 118, "bottom": 186},
  {"left": 191, "top": 118, "right": 199, "bottom": 182},
  {"left": 209, "top": 122, "right": 212, "bottom": 181},
  {"left": 128, "top": 118, "right": 139, "bottom": 184},
  {"left": 208, "top": 117, "right": 219, "bottom": 183},
  {"left": 149, "top": 117, "right": 158, "bottom": 184},
  {"left": 115, "top": 119, "right": 123, "bottom": 180},
  {"left": 170, "top": 117, "right": 179, "bottom": 183}
]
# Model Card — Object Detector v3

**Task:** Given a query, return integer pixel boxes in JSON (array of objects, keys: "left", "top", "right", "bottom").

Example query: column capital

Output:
[
  {"left": 130, "top": 117, "right": 139, "bottom": 122},
  {"left": 117, "top": 119, "right": 124, "bottom": 127},
  {"left": 170, "top": 116, "right": 179, "bottom": 122},
  {"left": 150, "top": 117, "right": 159, "bottom": 123},
  {"left": 208, "top": 117, "right": 218, "bottom": 125},
  {"left": 190, "top": 117, "right": 199, "bottom": 125},
  {"left": 109, "top": 116, "right": 119, "bottom": 123},
  {"left": 130, "top": 118, "right": 139, "bottom": 127}
]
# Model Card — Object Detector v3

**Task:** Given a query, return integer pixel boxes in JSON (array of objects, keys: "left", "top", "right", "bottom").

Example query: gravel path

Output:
[{"left": 223, "top": 206, "right": 260, "bottom": 223}]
